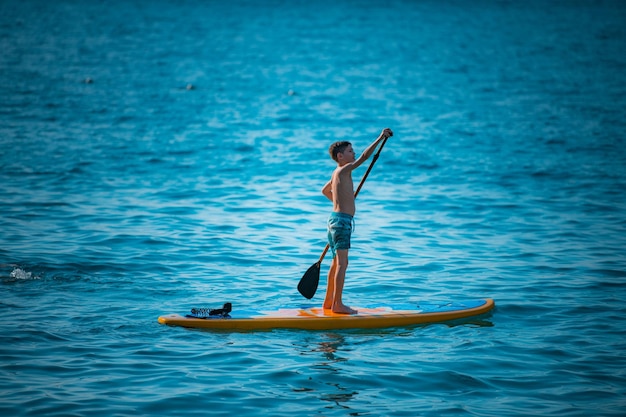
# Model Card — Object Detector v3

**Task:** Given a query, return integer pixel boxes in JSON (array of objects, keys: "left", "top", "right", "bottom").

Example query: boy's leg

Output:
[
  {"left": 323, "top": 257, "right": 337, "bottom": 309},
  {"left": 331, "top": 249, "right": 357, "bottom": 314}
]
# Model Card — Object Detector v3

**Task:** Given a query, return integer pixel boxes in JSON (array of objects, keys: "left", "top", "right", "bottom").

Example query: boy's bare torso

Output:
[{"left": 330, "top": 168, "right": 356, "bottom": 216}]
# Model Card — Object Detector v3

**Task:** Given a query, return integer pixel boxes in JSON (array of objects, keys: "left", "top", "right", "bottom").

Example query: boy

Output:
[{"left": 321, "top": 128, "right": 393, "bottom": 314}]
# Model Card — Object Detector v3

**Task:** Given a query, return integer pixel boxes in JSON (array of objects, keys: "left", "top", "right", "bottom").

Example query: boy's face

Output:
[{"left": 338, "top": 145, "right": 355, "bottom": 162}]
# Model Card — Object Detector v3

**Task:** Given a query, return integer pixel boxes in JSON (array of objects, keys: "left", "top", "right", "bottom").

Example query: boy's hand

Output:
[{"left": 381, "top": 128, "right": 393, "bottom": 139}]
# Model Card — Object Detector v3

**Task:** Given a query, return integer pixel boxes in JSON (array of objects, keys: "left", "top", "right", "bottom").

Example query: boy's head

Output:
[{"left": 329, "top": 141, "right": 352, "bottom": 162}]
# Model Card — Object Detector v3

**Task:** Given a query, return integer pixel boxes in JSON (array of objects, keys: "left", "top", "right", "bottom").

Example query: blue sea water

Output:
[{"left": 1, "top": 0, "right": 626, "bottom": 415}]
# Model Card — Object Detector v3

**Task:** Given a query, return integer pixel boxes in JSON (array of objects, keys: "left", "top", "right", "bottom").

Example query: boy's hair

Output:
[{"left": 329, "top": 141, "right": 351, "bottom": 162}]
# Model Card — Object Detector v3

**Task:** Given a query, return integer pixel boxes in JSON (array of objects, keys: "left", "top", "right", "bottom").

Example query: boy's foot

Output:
[{"left": 332, "top": 304, "right": 358, "bottom": 315}]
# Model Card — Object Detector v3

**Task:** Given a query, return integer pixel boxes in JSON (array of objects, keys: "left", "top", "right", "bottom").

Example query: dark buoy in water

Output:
[{"left": 83, "top": 77, "right": 93, "bottom": 84}]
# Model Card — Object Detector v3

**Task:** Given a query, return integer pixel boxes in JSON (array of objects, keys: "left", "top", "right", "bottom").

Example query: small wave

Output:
[{"left": 9, "top": 268, "right": 39, "bottom": 280}]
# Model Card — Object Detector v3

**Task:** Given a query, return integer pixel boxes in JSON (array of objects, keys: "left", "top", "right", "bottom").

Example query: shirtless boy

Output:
[{"left": 321, "top": 128, "right": 393, "bottom": 314}]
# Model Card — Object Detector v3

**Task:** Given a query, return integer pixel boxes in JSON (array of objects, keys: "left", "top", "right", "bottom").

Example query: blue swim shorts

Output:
[{"left": 327, "top": 212, "right": 354, "bottom": 258}]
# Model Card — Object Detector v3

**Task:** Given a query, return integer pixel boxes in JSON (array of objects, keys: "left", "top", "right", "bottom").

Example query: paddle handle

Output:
[
  {"left": 317, "top": 135, "right": 389, "bottom": 265},
  {"left": 354, "top": 136, "right": 389, "bottom": 198}
]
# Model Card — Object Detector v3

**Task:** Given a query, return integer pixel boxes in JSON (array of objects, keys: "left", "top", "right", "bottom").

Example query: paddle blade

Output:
[{"left": 298, "top": 262, "right": 321, "bottom": 299}]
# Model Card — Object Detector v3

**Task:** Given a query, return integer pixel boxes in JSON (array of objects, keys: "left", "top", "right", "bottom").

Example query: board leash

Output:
[{"left": 188, "top": 302, "right": 232, "bottom": 319}]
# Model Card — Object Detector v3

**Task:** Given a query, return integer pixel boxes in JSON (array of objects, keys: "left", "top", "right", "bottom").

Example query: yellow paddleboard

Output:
[{"left": 158, "top": 299, "right": 494, "bottom": 331}]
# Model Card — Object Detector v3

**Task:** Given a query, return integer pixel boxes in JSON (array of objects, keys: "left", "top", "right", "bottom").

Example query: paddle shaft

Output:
[{"left": 315, "top": 136, "right": 390, "bottom": 264}]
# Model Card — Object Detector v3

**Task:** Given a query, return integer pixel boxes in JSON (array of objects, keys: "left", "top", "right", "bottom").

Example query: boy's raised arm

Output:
[{"left": 351, "top": 128, "right": 393, "bottom": 170}]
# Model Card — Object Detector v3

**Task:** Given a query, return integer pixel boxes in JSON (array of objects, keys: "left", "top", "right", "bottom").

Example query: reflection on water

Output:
[
  {"left": 294, "top": 319, "right": 498, "bottom": 414},
  {"left": 315, "top": 333, "right": 347, "bottom": 363},
  {"left": 321, "top": 386, "right": 359, "bottom": 412},
  {"left": 294, "top": 333, "right": 361, "bottom": 412}
]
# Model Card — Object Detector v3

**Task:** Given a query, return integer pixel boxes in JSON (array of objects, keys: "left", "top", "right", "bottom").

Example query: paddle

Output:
[{"left": 297, "top": 136, "right": 390, "bottom": 299}]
